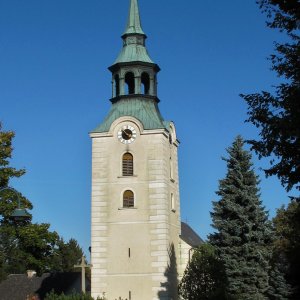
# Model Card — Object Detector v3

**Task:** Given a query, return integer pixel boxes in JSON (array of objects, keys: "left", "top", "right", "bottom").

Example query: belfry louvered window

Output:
[
  {"left": 123, "top": 190, "right": 134, "bottom": 208},
  {"left": 122, "top": 153, "right": 133, "bottom": 176}
]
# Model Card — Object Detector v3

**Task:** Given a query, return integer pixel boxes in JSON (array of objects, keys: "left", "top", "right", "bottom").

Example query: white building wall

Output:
[
  {"left": 178, "top": 239, "right": 193, "bottom": 280},
  {"left": 90, "top": 117, "right": 181, "bottom": 300}
]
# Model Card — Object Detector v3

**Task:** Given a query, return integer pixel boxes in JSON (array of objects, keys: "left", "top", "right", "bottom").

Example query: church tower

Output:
[{"left": 90, "top": 1, "right": 181, "bottom": 299}]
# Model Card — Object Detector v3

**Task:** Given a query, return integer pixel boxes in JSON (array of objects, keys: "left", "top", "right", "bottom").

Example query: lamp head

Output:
[{"left": 10, "top": 208, "right": 31, "bottom": 221}]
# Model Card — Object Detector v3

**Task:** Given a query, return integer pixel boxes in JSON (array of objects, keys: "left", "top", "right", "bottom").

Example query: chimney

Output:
[{"left": 27, "top": 270, "right": 37, "bottom": 278}]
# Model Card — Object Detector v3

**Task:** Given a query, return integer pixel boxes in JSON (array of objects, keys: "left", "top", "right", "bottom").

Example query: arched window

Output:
[
  {"left": 125, "top": 72, "right": 135, "bottom": 94},
  {"left": 141, "top": 72, "right": 150, "bottom": 95},
  {"left": 123, "top": 190, "right": 134, "bottom": 208},
  {"left": 114, "top": 74, "right": 120, "bottom": 97},
  {"left": 122, "top": 153, "right": 133, "bottom": 176}
]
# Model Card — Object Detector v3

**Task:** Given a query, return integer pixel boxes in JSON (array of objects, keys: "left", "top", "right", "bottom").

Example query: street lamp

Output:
[{"left": 0, "top": 187, "right": 31, "bottom": 221}]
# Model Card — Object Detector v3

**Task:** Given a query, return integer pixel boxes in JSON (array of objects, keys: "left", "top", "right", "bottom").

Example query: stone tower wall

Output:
[{"left": 90, "top": 117, "right": 180, "bottom": 300}]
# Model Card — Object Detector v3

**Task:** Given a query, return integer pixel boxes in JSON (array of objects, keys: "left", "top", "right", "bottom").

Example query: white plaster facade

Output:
[
  {"left": 178, "top": 239, "right": 192, "bottom": 282},
  {"left": 90, "top": 117, "right": 181, "bottom": 300}
]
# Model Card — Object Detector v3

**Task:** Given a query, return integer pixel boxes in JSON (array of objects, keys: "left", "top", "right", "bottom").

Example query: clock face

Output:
[{"left": 117, "top": 125, "right": 137, "bottom": 144}]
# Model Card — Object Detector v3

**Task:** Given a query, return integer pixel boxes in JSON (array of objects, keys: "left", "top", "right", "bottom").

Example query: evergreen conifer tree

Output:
[
  {"left": 209, "top": 136, "right": 272, "bottom": 299},
  {"left": 267, "top": 263, "right": 291, "bottom": 300}
]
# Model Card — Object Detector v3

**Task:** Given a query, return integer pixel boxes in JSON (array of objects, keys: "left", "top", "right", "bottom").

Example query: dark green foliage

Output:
[
  {"left": 209, "top": 136, "right": 273, "bottom": 299},
  {"left": 240, "top": 0, "right": 300, "bottom": 192},
  {"left": 257, "top": 0, "right": 299, "bottom": 32},
  {"left": 0, "top": 123, "right": 32, "bottom": 280},
  {"left": 52, "top": 238, "right": 84, "bottom": 272},
  {"left": 0, "top": 123, "right": 32, "bottom": 223},
  {"left": 267, "top": 263, "right": 291, "bottom": 299},
  {"left": 241, "top": 1, "right": 300, "bottom": 296},
  {"left": 0, "top": 223, "right": 83, "bottom": 278},
  {"left": 178, "top": 243, "right": 227, "bottom": 300},
  {"left": 19, "top": 223, "right": 59, "bottom": 271},
  {"left": 0, "top": 122, "right": 25, "bottom": 188},
  {"left": 0, "top": 218, "right": 63, "bottom": 277},
  {"left": 273, "top": 200, "right": 300, "bottom": 298},
  {"left": 45, "top": 290, "right": 103, "bottom": 300}
]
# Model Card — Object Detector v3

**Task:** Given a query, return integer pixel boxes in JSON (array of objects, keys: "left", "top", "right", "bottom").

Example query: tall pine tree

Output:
[{"left": 209, "top": 136, "right": 273, "bottom": 299}]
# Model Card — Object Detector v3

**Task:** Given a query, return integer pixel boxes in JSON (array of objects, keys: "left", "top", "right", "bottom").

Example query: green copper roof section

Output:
[
  {"left": 123, "top": 0, "right": 145, "bottom": 36},
  {"left": 114, "top": 43, "right": 154, "bottom": 64},
  {"left": 92, "top": 97, "right": 167, "bottom": 133},
  {"left": 113, "top": 0, "right": 155, "bottom": 64}
]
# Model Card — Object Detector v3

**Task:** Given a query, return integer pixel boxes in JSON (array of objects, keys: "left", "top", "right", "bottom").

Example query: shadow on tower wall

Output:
[{"left": 157, "top": 243, "right": 178, "bottom": 300}]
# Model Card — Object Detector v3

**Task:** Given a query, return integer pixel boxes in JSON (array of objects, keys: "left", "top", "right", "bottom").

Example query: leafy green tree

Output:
[
  {"left": 0, "top": 123, "right": 25, "bottom": 188},
  {"left": 273, "top": 199, "right": 300, "bottom": 298},
  {"left": 18, "top": 223, "right": 60, "bottom": 274},
  {"left": 0, "top": 122, "right": 32, "bottom": 221},
  {"left": 0, "top": 220, "right": 61, "bottom": 277},
  {"left": 240, "top": 0, "right": 300, "bottom": 192},
  {"left": 0, "top": 122, "right": 33, "bottom": 280},
  {"left": 52, "top": 238, "right": 84, "bottom": 272},
  {"left": 178, "top": 243, "right": 227, "bottom": 300},
  {"left": 0, "top": 123, "right": 84, "bottom": 281},
  {"left": 240, "top": 1, "right": 300, "bottom": 296},
  {"left": 45, "top": 291, "right": 104, "bottom": 300},
  {"left": 209, "top": 136, "right": 274, "bottom": 299}
]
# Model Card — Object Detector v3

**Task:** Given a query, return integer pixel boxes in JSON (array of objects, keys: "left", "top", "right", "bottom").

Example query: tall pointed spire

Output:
[
  {"left": 93, "top": 0, "right": 165, "bottom": 134},
  {"left": 123, "top": 0, "right": 145, "bottom": 36},
  {"left": 112, "top": 0, "right": 155, "bottom": 64}
]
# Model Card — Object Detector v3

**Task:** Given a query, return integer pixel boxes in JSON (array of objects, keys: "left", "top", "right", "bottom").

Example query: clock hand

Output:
[
  {"left": 123, "top": 129, "right": 132, "bottom": 138},
  {"left": 122, "top": 130, "right": 129, "bottom": 137}
]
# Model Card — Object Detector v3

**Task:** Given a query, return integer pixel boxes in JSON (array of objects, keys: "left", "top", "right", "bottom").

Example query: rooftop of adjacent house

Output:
[
  {"left": 0, "top": 272, "right": 91, "bottom": 300},
  {"left": 180, "top": 221, "right": 204, "bottom": 247}
]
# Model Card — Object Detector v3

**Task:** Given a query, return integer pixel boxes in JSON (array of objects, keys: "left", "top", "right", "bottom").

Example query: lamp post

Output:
[{"left": 0, "top": 187, "right": 31, "bottom": 221}]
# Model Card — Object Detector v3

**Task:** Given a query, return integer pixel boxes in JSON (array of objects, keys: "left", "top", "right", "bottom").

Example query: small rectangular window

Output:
[{"left": 171, "top": 193, "right": 176, "bottom": 212}]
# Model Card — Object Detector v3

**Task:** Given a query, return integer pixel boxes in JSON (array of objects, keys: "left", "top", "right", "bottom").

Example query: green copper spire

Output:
[
  {"left": 91, "top": 0, "right": 166, "bottom": 134},
  {"left": 123, "top": 0, "right": 145, "bottom": 36},
  {"left": 113, "top": 0, "right": 154, "bottom": 64}
]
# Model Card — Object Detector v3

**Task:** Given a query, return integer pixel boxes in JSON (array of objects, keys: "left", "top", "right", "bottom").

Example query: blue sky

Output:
[{"left": 0, "top": 0, "right": 292, "bottom": 257}]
